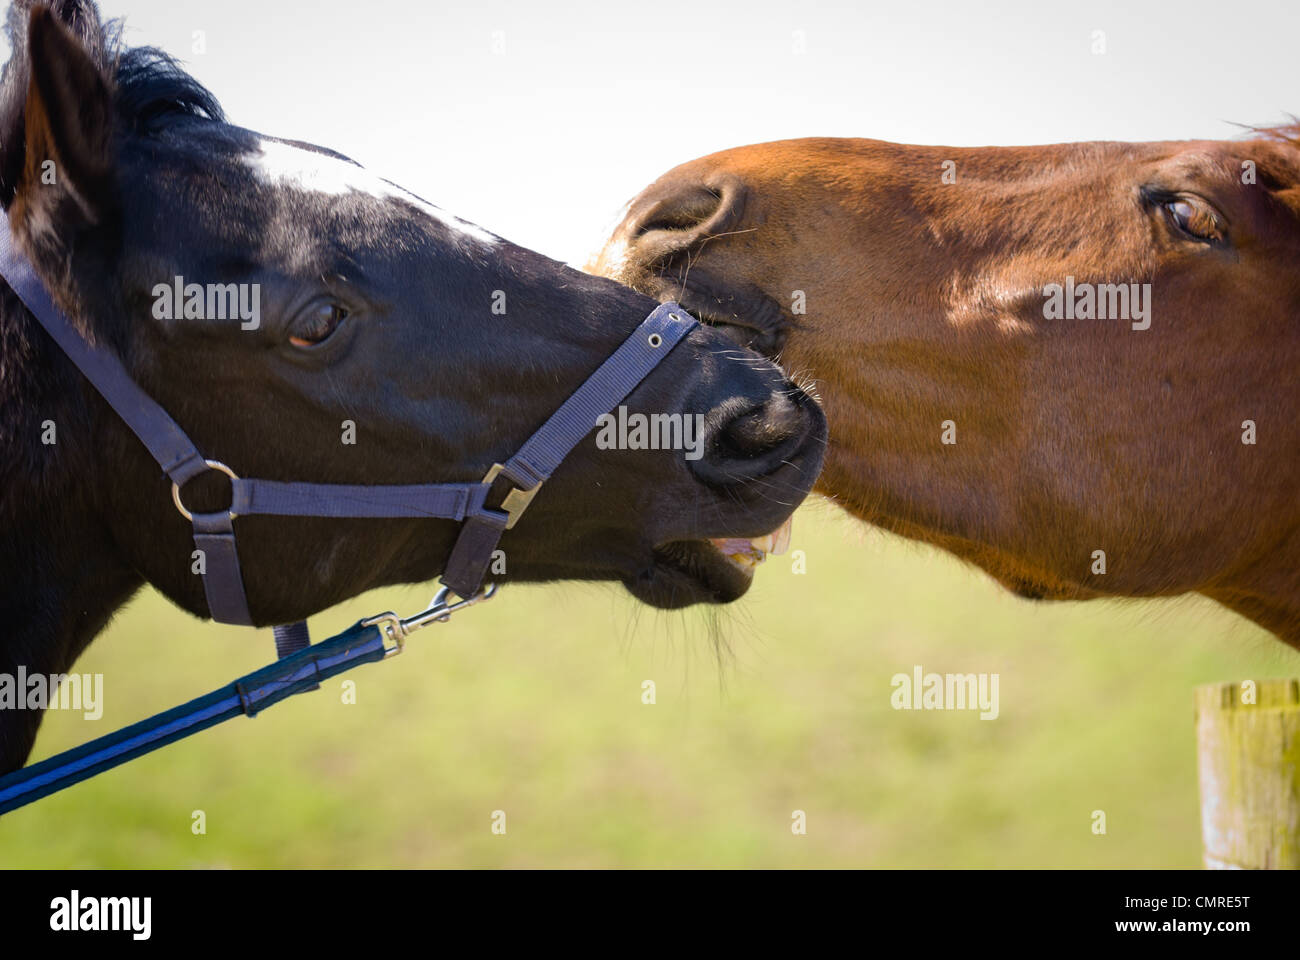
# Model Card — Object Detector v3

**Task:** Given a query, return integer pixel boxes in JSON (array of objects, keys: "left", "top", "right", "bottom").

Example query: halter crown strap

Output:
[{"left": 0, "top": 220, "right": 699, "bottom": 625}]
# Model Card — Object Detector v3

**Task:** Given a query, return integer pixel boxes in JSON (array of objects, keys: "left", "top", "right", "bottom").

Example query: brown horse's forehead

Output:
[
  {"left": 686, "top": 135, "right": 1300, "bottom": 186},
  {"left": 1239, "top": 138, "right": 1300, "bottom": 190},
  {"left": 1138, "top": 140, "right": 1288, "bottom": 186},
  {"left": 660, "top": 137, "right": 1300, "bottom": 246}
]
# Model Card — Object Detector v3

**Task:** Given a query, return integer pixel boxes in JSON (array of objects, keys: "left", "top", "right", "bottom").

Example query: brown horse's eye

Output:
[
  {"left": 289, "top": 301, "right": 348, "bottom": 347},
  {"left": 1162, "top": 197, "right": 1224, "bottom": 244}
]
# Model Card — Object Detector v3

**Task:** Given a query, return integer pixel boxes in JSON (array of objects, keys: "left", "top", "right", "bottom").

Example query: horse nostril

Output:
[
  {"left": 717, "top": 392, "right": 804, "bottom": 460},
  {"left": 687, "top": 371, "right": 821, "bottom": 491},
  {"left": 623, "top": 175, "right": 748, "bottom": 259},
  {"left": 633, "top": 186, "right": 726, "bottom": 238}
]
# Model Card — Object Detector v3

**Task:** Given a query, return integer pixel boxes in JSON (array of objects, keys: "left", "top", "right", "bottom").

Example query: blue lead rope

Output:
[{"left": 0, "top": 621, "right": 387, "bottom": 816}]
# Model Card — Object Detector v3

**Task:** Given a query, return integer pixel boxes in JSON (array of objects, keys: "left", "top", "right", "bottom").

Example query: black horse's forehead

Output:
[
  {"left": 247, "top": 135, "right": 498, "bottom": 245},
  {"left": 126, "top": 122, "right": 499, "bottom": 262}
]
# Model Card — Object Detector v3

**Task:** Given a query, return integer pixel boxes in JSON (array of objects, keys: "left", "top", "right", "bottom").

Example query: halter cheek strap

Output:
[
  {"left": 442, "top": 306, "right": 700, "bottom": 595},
  {"left": 0, "top": 222, "right": 698, "bottom": 627}
]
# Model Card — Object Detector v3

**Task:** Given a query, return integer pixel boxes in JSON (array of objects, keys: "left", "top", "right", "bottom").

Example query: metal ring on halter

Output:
[{"left": 171, "top": 459, "right": 240, "bottom": 521}]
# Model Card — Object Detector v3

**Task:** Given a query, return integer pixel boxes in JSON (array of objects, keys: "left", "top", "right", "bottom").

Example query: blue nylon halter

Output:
[{"left": 0, "top": 222, "right": 698, "bottom": 625}]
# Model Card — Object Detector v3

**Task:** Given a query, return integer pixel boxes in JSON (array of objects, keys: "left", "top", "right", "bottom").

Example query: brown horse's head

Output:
[{"left": 592, "top": 132, "right": 1300, "bottom": 644}]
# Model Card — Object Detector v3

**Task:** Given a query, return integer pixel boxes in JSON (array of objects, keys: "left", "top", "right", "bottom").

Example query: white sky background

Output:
[{"left": 11, "top": 0, "right": 1298, "bottom": 266}]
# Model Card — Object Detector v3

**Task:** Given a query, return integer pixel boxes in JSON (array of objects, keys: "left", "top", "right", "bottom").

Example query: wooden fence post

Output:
[{"left": 1195, "top": 678, "right": 1300, "bottom": 869}]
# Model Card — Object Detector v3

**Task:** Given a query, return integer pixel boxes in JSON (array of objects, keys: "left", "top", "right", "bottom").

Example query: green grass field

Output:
[{"left": 3, "top": 497, "right": 1296, "bottom": 868}]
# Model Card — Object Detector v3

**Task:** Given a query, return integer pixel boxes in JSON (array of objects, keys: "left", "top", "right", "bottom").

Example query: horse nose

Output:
[
  {"left": 691, "top": 387, "right": 814, "bottom": 487},
  {"left": 719, "top": 390, "right": 803, "bottom": 457}
]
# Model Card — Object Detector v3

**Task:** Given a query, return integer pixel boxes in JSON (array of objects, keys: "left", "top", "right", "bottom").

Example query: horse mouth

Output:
[
  {"left": 627, "top": 517, "right": 794, "bottom": 608},
  {"left": 707, "top": 516, "right": 793, "bottom": 571},
  {"left": 640, "top": 277, "right": 790, "bottom": 358}
]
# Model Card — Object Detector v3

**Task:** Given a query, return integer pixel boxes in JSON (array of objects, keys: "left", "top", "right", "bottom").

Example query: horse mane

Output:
[
  {"left": 0, "top": 0, "right": 224, "bottom": 204},
  {"left": 112, "top": 43, "right": 225, "bottom": 133},
  {"left": 1244, "top": 118, "right": 1300, "bottom": 148}
]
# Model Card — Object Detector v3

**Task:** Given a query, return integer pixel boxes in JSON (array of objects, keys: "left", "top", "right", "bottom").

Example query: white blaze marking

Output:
[{"left": 249, "top": 137, "right": 498, "bottom": 247}]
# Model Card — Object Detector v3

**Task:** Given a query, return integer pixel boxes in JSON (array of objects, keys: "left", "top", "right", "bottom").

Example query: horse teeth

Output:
[
  {"left": 708, "top": 537, "right": 765, "bottom": 568},
  {"left": 772, "top": 517, "right": 792, "bottom": 555},
  {"left": 758, "top": 518, "right": 793, "bottom": 556},
  {"left": 710, "top": 517, "right": 794, "bottom": 571}
]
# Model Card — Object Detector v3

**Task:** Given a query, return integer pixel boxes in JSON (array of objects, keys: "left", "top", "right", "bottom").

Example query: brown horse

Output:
[{"left": 591, "top": 131, "right": 1300, "bottom": 646}]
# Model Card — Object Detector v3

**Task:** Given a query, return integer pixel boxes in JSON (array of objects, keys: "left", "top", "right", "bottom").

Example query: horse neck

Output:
[
  {"left": 0, "top": 291, "right": 142, "bottom": 770},
  {"left": 1204, "top": 539, "right": 1300, "bottom": 648}
]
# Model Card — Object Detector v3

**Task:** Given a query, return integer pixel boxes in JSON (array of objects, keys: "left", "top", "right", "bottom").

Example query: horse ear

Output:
[{"left": 13, "top": 4, "right": 115, "bottom": 229}]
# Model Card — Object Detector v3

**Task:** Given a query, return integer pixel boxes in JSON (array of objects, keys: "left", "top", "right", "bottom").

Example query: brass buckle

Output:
[{"left": 482, "top": 463, "right": 540, "bottom": 529}]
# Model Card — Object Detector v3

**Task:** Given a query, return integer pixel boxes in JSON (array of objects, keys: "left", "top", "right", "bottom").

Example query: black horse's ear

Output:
[{"left": 13, "top": 5, "right": 115, "bottom": 228}]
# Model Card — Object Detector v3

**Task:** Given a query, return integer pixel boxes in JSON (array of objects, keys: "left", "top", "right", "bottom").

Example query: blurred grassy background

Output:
[{"left": 3, "top": 497, "right": 1296, "bottom": 868}]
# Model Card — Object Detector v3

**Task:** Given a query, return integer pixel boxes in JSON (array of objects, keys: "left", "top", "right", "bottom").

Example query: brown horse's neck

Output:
[
  {"left": 1201, "top": 527, "right": 1300, "bottom": 645},
  {"left": 0, "top": 295, "right": 142, "bottom": 772}
]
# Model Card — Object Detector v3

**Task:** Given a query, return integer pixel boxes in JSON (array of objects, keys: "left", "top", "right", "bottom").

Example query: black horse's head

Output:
[{"left": 0, "top": 1, "right": 827, "bottom": 627}]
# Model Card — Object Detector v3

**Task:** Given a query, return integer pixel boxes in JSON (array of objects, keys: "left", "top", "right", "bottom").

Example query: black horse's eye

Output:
[
  {"left": 1162, "top": 197, "right": 1225, "bottom": 244},
  {"left": 289, "top": 301, "right": 348, "bottom": 347}
]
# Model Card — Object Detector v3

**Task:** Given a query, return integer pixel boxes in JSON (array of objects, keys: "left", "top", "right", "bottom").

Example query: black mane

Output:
[
  {"left": 0, "top": 0, "right": 223, "bottom": 204},
  {"left": 112, "top": 45, "right": 224, "bottom": 134}
]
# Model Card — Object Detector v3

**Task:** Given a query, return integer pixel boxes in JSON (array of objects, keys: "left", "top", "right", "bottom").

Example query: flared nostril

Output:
[
  {"left": 617, "top": 176, "right": 748, "bottom": 261},
  {"left": 633, "top": 185, "right": 728, "bottom": 238},
  {"left": 717, "top": 392, "right": 804, "bottom": 460}
]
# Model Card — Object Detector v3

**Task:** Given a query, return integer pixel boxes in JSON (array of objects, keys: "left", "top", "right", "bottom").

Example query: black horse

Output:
[{"left": 0, "top": 1, "right": 826, "bottom": 771}]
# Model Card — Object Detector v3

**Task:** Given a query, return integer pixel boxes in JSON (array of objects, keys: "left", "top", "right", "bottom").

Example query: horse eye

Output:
[
  {"left": 1162, "top": 197, "right": 1224, "bottom": 244},
  {"left": 289, "top": 301, "right": 348, "bottom": 347}
]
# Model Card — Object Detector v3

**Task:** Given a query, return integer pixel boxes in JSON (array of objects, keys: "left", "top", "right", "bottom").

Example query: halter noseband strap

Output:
[{"left": 0, "top": 223, "right": 697, "bottom": 625}]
